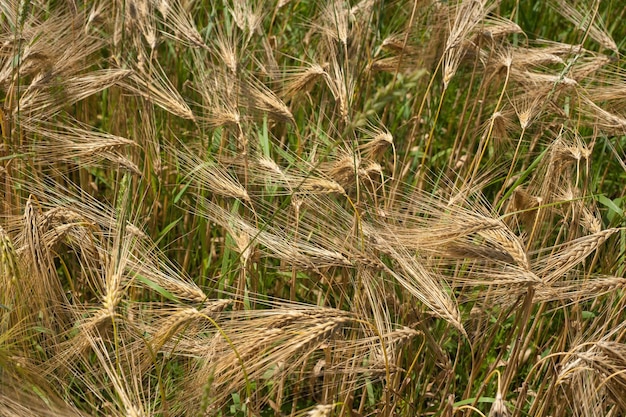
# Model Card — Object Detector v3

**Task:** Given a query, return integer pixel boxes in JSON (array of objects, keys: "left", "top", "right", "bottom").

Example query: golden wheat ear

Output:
[
  {"left": 280, "top": 62, "right": 328, "bottom": 102},
  {"left": 22, "top": 118, "right": 139, "bottom": 174},
  {"left": 356, "top": 123, "right": 395, "bottom": 163},
  {"left": 240, "top": 74, "right": 294, "bottom": 124},
  {"left": 0, "top": 377, "right": 90, "bottom": 417},
  {"left": 533, "top": 228, "right": 621, "bottom": 283},
  {"left": 441, "top": 0, "right": 493, "bottom": 89},
  {"left": 551, "top": 0, "right": 618, "bottom": 55},
  {"left": 172, "top": 140, "right": 251, "bottom": 202},
  {"left": 120, "top": 58, "right": 196, "bottom": 121},
  {"left": 156, "top": 0, "right": 207, "bottom": 49}
]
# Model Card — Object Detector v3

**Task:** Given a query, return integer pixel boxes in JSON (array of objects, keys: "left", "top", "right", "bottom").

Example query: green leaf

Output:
[
  {"left": 135, "top": 274, "right": 178, "bottom": 302},
  {"left": 365, "top": 377, "right": 375, "bottom": 407},
  {"left": 582, "top": 310, "right": 596, "bottom": 319},
  {"left": 173, "top": 180, "right": 193, "bottom": 204},
  {"left": 596, "top": 194, "right": 623, "bottom": 221},
  {"left": 260, "top": 115, "right": 271, "bottom": 157},
  {"left": 31, "top": 385, "right": 51, "bottom": 407},
  {"left": 32, "top": 326, "right": 53, "bottom": 335},
  {"left": 453, "top": 397, "right": 496, "bottom": 407},
  {"left": 158, "top": 218, "right": 182, "bottom": 240}
]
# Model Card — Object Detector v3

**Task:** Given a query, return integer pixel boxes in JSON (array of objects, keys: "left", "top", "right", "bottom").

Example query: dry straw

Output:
[{"left": 1, "top": 0, "right": 625, "bottom": 416}]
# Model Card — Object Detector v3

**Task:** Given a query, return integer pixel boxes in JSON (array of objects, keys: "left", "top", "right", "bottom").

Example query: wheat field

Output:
[{"left": 1, "top": 0, "right": 625, "bottom": 416}]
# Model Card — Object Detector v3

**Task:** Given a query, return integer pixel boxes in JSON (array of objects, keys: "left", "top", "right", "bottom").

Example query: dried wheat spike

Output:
[
  {"left": 241, "top": 76, "right": 294, "bottom": 123},
  {"left": 157, "top": 0, "right": 207, "bottom": 49},
  {"left": 281, "top": 63, "right": 328, "bottom": 100},
  {"left": 177, "top": 147, "right": 250, "bottom": 202},
  {"left": 479, "top": 228, "right": 530, "bottom": 270},
  {"left": 582, "top": 96, "right": 626, "bottom": 133},
  {"left": 551, "top": 0, "right": 618, "bottom": 54},
  {"left": 358, "top": 127, "right": 394, "bottom": 162},
  {"left": 306, "top": 404, "right": 333, "bottom": 417},
  {"left": 155, "top": 276, "right": 207, "bottom": 304},
  {"left": 441, "top": 0, "right": 491, "bottom": 88},
  {"left": 51, "top": 307, "right": 118, "bottom": 372},
  {"left": 103, "top": 273, "right": 122, "bottom": 315},
  {"left": 0, "top": 226, "right": 19, "bottom": 279},
  {"left": 121, "top": 62, "right": 195, "bottom": 121},
  {"left": 299, "top": 178, "right": 346, "bottom": 195},
  {"left": 383, "top": 247, "right": 464, "bottom": 334},
  {"left": 488, "top": 391, "right": 510, "bottom": 417},
  {"left": 558, "top": 341, "right": 626, "bottom": 409},
  {"left": 538, "top": 228, "right": 621, "bottom": 283},
  {"left": 148, "top": 307, "right": 208, "bottom": 357},
  {"left": 538, "top": 275, "right": 626, "bottom": 303}
]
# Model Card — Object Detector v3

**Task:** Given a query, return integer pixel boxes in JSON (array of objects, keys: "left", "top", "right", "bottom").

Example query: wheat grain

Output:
[
  {"left": 281, "top": 63, "right": 328, "bottom": 101},
  {"left": 536, "top": 228, "right": 620, "bottom": 283},
  {"left": 551, "top": 0, "right": 617, "bottom": 54}
]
